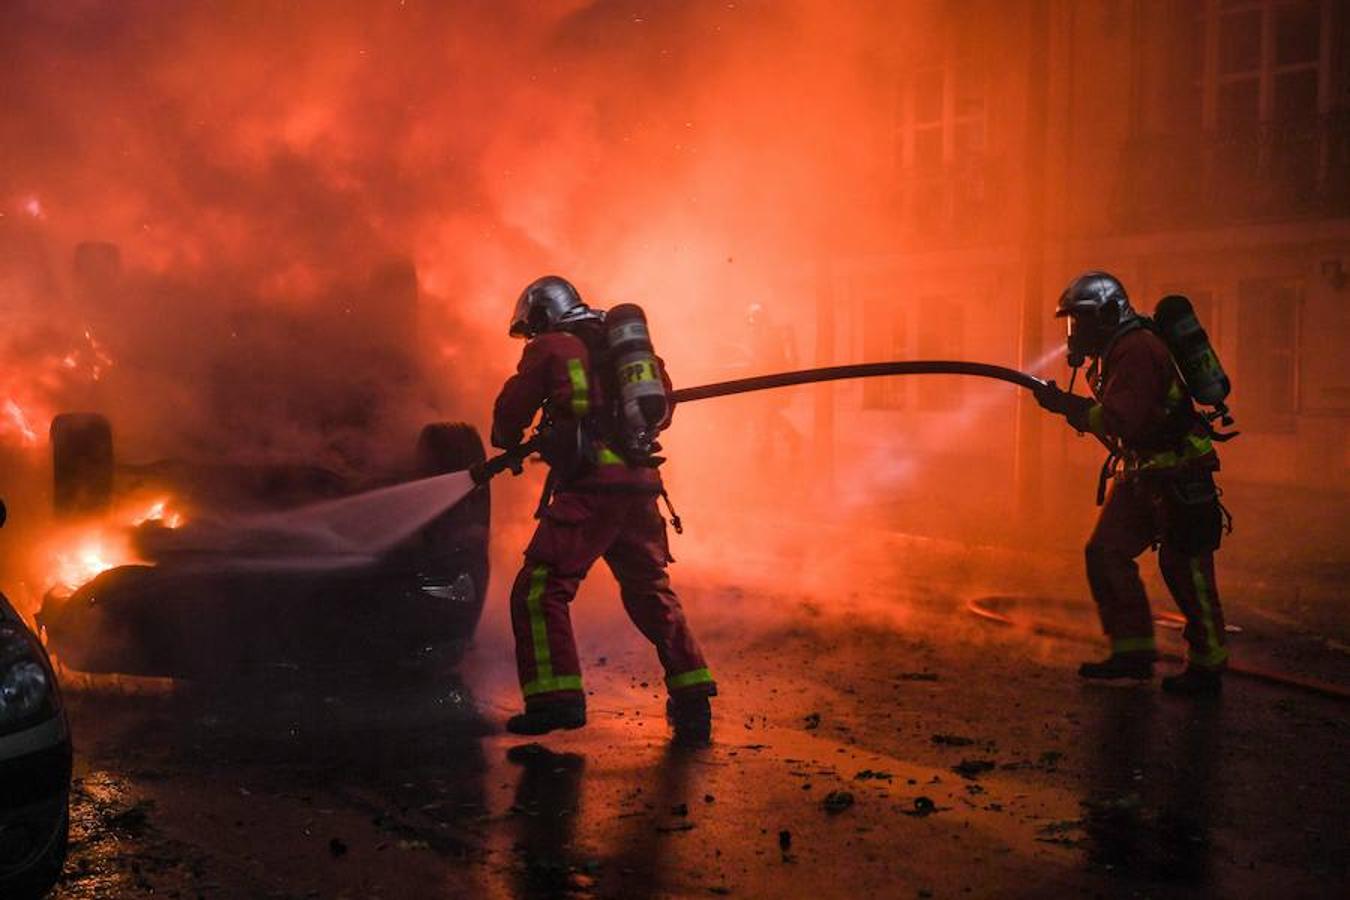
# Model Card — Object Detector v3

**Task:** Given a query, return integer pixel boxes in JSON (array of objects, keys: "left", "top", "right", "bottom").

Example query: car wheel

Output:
[
  {"left": 415, "top": 422, "right": 485, "bottom": 473},
  {"left": 50, "top": 413, "right": 114, "bottom": 516},
  {"left": 415, "top": 421, "right": 490, "bottom": 534},
  {"left": 0, "top": 798, "right": 68, "bottom": 899}
]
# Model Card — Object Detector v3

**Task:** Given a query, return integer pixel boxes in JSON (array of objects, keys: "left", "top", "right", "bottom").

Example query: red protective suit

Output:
[
  {"left": 1077, "top": 328, "right": 1228, "bottom": 669},
  {"left": 493, "top": 326, "right": 715, "bottom": 706}
]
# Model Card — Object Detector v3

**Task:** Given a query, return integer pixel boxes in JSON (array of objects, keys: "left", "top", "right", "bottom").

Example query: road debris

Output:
[
  {"left": 822, "top": 791, "right": 855, "bottom": 814},
  {"left": 951, "top": 759, "right": 996, "bottom": 779},
  {"left": 902, "top": 796, "right": 939, "bottom": 818}
]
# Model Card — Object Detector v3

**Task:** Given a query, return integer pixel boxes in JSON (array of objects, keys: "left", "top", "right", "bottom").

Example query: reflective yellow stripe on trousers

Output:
[
  {"left": 666, "top": 667, "right": 714, "bottom": 691},
  {"left": 522, "top": 564, "right": 583, "bottom": 697},
  {"left": 1111, "top": 636, "right": 1156, "bottom": 655},
  {"left": 1188, "top": 559, "right": 1229, "bottom": 669}
]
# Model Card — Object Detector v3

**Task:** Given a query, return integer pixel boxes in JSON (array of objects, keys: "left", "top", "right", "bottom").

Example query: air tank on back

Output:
[
  {"left": 605, "top": 303, "right": 668, "bottom": 454},
  {"left": 1154, "top": 294, "right": 1232, "bottom": 423}
]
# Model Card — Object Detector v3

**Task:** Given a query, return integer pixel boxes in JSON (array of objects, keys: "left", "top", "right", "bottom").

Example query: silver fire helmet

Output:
[
  {"left": 1054, "top": 270, "right": 1137, "bottom": 363},
  {"left": 509, "top": 275, "right": 601, "bottom": 338}
]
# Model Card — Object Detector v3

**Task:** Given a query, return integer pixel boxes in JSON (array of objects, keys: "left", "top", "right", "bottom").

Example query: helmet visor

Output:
[{"left": 508, "top": 291, "right": 534, "bottom": 338}]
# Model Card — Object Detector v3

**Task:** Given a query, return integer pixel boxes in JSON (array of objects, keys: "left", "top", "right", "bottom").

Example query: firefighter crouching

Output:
[
  {"left": 1034, "top": 271, "right": 1230, "bottom": 696},
  {"left": 492, "top": 275, "right": 717, "bottom": 741}
]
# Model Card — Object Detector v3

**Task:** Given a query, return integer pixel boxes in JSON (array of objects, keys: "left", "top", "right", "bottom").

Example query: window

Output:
[
  {"left": 896, "top": 61, "right": 987, "bottom": 173},
  {"left": 1235, "top": 277, "right": 1300, "bottom": 431},
  {"left": 1202, "top": 0, "right": 1326, "bottom": 131},
  {"left": 892, "top": 34, "right": 993, "bottom": 238}
]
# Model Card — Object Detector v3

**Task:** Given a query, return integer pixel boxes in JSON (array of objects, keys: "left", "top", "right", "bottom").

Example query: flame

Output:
[
  {"left": 47, "top": 531, "right": 136, "bottom": 596},
  {"left": 2, "top": 399, "right": 40, "bottom": 446},
  {"left": 0, "top": 327, "right": 116, "bottom": 448},
  {"left": 132, "top": 498, "right": 185, "bottom": 530},
  {"left": 39, "top": 495, "right": 187, "bottom": 595}
]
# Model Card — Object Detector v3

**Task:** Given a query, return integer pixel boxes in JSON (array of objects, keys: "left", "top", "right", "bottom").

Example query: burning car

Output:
[
  {"left": 36, "top": 413, "right": 490, "bottom": 681},
  {"left": 0, "top": 525, "right": 72, "bottom": 897}
]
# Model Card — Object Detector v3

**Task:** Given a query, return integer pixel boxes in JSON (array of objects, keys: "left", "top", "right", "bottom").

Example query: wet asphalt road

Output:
[{"left": 46, "top": 528, "right": 1350, "bottom": 899}]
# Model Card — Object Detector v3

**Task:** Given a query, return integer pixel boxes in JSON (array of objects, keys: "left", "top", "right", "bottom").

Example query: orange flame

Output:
[
  {"left": 0, "top": 327, "right": 115, "bottom": 449},
  {"left": 39, "top": 495, "right": 186, "bottom": 595},
  {"left": 2, "top": 398, "right": 40, "bottom": 446}
]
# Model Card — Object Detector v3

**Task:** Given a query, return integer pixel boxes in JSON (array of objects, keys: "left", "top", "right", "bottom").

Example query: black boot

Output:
[
  {"left": 1161, "top": 665, "right": 1223, "bottom": 697},
  {"left": 1078, "top": 653, "right": 1155, "bottom": 681},
  {"left": 506, "top": 698, "right": 586, "bottom": 736},
  {"left": 667, "top": 694, "right": 712, "bottom": 746}
]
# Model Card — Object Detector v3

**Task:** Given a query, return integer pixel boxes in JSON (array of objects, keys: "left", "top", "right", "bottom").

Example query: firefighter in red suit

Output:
[
  {"left": 1035, "top": 272, "right": 1228, "bottom": 696},
  {"left": 492, "top": 276, "right": 717, "bottom": 740}
]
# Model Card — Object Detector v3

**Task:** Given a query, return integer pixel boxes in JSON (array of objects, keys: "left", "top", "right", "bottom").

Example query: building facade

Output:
[{"left": 821, "top": 0, "right": 1349, "bottom": 514}]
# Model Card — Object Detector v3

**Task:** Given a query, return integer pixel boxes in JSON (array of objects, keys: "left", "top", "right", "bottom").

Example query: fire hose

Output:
[
  {"left": 468, "top": 360, "right": 1346, "bottom": 702},
  {"left": 966, "top": 596, "right": 1350, "bottom": 702},
  {"left": 471, "top": 360, "right": 1047, "bottom": 482}
]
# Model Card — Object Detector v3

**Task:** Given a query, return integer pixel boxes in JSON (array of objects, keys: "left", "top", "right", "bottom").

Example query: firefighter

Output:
[
  {"left": 1034, "top": 271, "right": 1228, "bottom": 696},
  {"left": 492, "top": 276, "right": 717, "bottom": 741}
]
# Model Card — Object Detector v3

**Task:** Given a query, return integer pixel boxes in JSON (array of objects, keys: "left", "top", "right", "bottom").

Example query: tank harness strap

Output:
[
  {"left": 659, "top": 488, "right": 684, "bottom": 535},
  {"left": 1095, "top": 451, "right": 1120, "bottom": 506},
  {"left": 535, "top": 470, "right": 557, "bottom": 519}
]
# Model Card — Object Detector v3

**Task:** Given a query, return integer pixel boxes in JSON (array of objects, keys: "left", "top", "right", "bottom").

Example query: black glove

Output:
[{"left": 1033, "top": 380, "right": 1094, "bottom": 421}]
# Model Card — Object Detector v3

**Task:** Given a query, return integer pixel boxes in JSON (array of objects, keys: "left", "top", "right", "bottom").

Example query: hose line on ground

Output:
[{"left": 965, "top": 597, "right": 1350, "bottom": 702}]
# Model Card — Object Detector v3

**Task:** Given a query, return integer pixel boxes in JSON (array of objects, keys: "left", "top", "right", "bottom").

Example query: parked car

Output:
[
  {"left": 37, "top": 414, "right": 490, "bottom": 681},
  {"left": 0, "top": 513, "right": 72, "bottom": 897}
]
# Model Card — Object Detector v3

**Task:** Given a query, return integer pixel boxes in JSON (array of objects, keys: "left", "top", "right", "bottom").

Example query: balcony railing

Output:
[{"left": 1114, "top": 110, "right": 1350, "bottom": 231}]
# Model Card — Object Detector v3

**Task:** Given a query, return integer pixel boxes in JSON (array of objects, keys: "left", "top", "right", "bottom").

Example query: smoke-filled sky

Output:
[{"left": 1, "top": 0, "right": 919, "bottom": 471}]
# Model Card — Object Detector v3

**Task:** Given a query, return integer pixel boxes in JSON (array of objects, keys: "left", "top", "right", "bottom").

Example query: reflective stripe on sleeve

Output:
[{"left": 566, "top": 358, "right": 590, "bottom": 417}]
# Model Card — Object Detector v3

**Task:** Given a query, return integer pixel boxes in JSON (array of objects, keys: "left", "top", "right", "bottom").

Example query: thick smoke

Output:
[
  {"left": 1, "top": 0, "right": 913, "bottom": 455},
  {"left": 0, "top": 1, "right": 949, "bottom": 622}
]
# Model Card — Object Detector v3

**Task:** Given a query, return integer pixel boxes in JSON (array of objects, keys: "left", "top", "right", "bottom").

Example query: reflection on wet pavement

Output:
[
  {"left": 1080, "top": 688, "right": 1220, "bottom": 888},
  {"left": 42, "top": 584, "right": 1349, "bottom": 899}
]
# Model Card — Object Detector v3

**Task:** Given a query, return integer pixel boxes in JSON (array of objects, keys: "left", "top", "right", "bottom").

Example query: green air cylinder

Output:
[
  {"left": 1154, "top": 294, "right": 1230, "bottom": 408},
  {"left": 605, "top": 303, "right": 668, "bottom": 451}
]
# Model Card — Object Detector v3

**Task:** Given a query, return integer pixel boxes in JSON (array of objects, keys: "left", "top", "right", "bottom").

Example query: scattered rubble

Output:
[
  {"left": 902, "top": 796, "right": 939, "bottom": 818},
  {"left": 951, "top": 759, "right": 996, "bottom": 779},
  {"left": 822, "top": 791, "right": 855, "bottom": 814}
]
